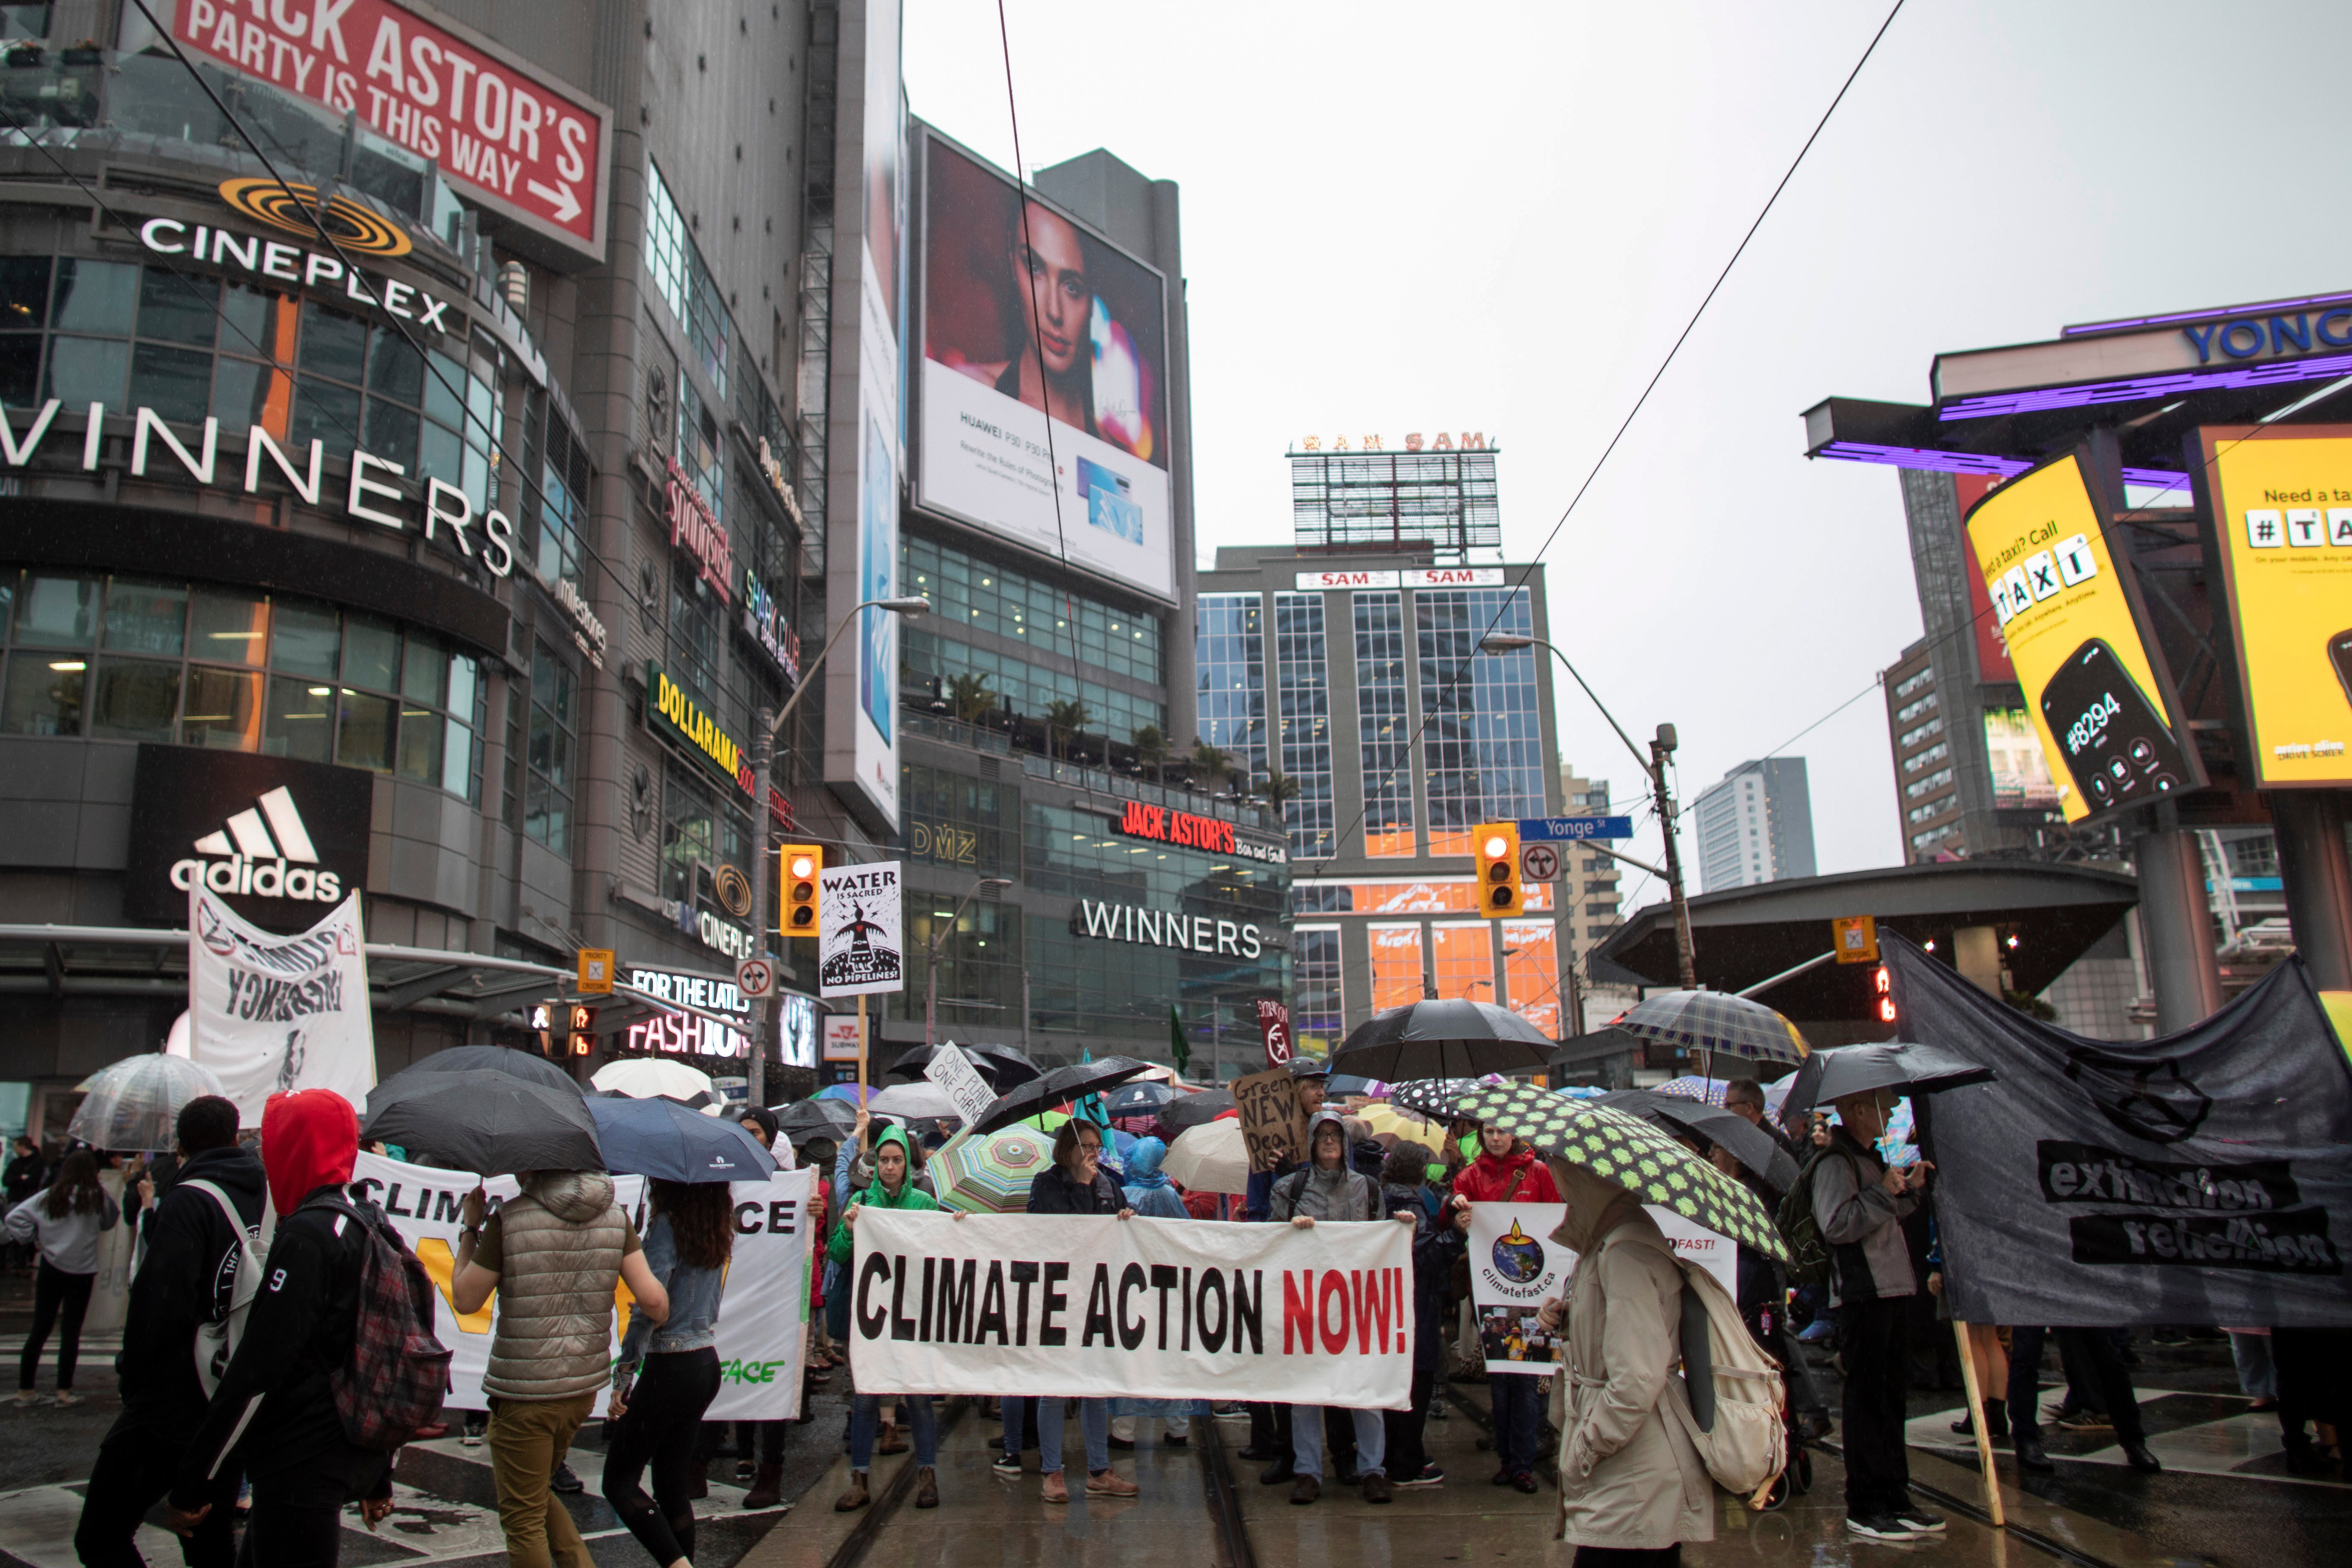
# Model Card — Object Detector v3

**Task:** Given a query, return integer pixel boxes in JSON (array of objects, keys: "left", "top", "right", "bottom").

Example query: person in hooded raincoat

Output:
[
  {"left": 1118, "top": 1136, "right": 1189, "bottom": 1220},
  {"left": 828, "top": 1123, "right": 947, "bottom": 1513}
]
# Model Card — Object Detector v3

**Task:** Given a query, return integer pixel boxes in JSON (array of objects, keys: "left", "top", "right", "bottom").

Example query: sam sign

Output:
[{"left": 172, "top": 0, "right": 613, "bottom": 260}]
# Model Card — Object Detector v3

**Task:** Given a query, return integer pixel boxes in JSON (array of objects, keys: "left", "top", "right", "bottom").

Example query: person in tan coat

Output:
[{"left": 1539, "top": 1158, "right": 1713, "bottom": 1566}]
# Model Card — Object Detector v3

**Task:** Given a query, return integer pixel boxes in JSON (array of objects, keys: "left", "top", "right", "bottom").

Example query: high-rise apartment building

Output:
[
  {"left": 1557, "top": 765, "right": 1625, "bottom": 1032},
  {"left": 1691, "top": 759, "right": 1816, "bottom": 892}
]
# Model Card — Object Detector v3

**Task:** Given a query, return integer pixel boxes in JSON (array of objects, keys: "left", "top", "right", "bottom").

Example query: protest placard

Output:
[
  {"left": 1466, "top": 1201, "right": 1737, "bottom": 1373},
  {"left": 923, "top": 1042, "right": 999, "bottom": 1126},
  {"left": 1232, "top": 1066, "right": 1308, "bottom": 1174}
]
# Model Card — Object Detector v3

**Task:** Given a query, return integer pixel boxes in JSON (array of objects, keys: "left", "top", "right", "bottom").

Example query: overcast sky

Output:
[{"left": 904, "top": 0, "right": 2352, "bottom": 901}]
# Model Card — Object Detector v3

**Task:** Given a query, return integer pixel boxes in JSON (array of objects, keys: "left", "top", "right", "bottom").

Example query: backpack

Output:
[
  {"left": 303, "top": 1193, "right": 453, "bottom": 1451},
  {"left": 181, "top": 1180, "right": 260, "bottom": 1399},
  {"left": 1773, "top": 1145, "right": 1863, "bottom": 1288}
]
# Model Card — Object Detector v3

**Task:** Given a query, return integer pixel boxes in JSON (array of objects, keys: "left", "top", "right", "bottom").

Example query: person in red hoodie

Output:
[{"left": 1447, "top": 1122, "right": 1561, "bottom": 1492}]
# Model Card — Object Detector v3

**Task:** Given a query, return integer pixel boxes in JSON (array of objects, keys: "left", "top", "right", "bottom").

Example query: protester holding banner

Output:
[
  {"left": 1243, "top": 1058, "right": 1329, "bottom": 1222},
  {"left": 1450, "top": 1123, "right": 1562, "bottom": 1492},
  {"left": 831, "top": 1123, "right": 948, "bottom": 1511},
  {"left": 451, "top": 1167, "right": 666, "bottom": 1568},
  {"left": 604, "top": 1180, "right": 734, "bottom": 1568},
  {"left": 1014, "top": 1119, "right": 1141, "bottom": 1502},
  {"left": 729, "top": 1109, "right": 795, "bottom": 1505},
  {"left": 1384, "top": 1145, "right": 1464, "bottom": 1487}
]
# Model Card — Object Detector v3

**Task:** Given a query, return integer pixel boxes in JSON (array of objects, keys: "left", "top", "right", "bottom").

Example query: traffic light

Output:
[
  {"left": 567, "top": 1004, "right": 596, "bottom": 1056},
  {"left": 782, "top": 844, "right": 822, "bottom": 936},
  {"left": 1476, "top": 821, "right": 1521, "bottom": 917}
]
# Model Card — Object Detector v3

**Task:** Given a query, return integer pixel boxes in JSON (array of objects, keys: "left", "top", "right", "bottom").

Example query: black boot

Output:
[{"left": 2014, "top": 1431, "right": 2054, "bottom": 1473}]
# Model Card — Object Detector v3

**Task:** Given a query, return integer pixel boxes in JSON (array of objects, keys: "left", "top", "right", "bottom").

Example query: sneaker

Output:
[
  {"left": 1362, "top": 1472, "right": 1392, "bottom": 1503},
  {"left": 1289, "top": 1474, "right": 1320, "bottom": 1505},
  {"left": 1393, "top": 1463, "right": 1446, "bottom": 1488},
  {"left": 1490, "top": 1465, "right": 1517, "bottom": 1486},
  {"left": 1042, "top": 1471, "right": 1069, "bottom": 1505},
  {"left": 1511, "top": 1470, "right": 1539, "bottom": 1495},
  {"left": 550, "top": 1462, "right": 583, "bottom": 1495},
  {"left": 992, "top": 1455, "right": 1024, "bottom": 1478},
  {"left": 462, "top": 1415, "right": 486, "bottom": 1448},
  {"left": 1796, "top": 1318, "right": 1837, "bottom": 1344},
  {"left": 1846, "top": 1514, "right": 1922, "bottom": 1541},
  {"left": 1894, "top": 1508, "right": 1945, "bottom": 1533},
  {"left": 52, "top": 1390, "right": 83, "bottom": 1409},
  {"left": 2054, "top": 1407, "right": 2113, "bottom": 1431},
  {"left": 12, "top": 1391, "right": 44, "bottom": 1408},
  {"left": 1086, "top": 1468, "right": 1139, "bottom": 1498}
]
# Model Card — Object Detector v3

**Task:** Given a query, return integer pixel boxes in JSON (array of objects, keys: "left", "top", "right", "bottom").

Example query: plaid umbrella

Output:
[
  {"left": 1612, "top": 991, "right": 1808, "bottom": 1065},
  {"left": 1455, "top": 1081, "right": 1787, "bottom": 1262},
  {"left": 1387, "top": 1078, "right": 1489, "bottom": 1122},
  {"left": 1652, "top": 1074, "right": 1730, "bottom": 1107},
  {"left": 928, "top": 1124, "right": 1056, "bottom": 1213}
]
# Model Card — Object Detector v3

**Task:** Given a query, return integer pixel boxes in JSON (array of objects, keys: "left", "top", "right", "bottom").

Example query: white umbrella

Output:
[
  {"left": 591, "top": 1059, "right": 716, "bottom": 1103},
  {"left": 868, "top": 1082, "right": 960, "bottom": 1121},
  {"left": 71, "top": 1054, "right": 227, "bottom": 1151},
  {"left": 1164, "top": 1119, "right": 1249, "bottom": 1196}
]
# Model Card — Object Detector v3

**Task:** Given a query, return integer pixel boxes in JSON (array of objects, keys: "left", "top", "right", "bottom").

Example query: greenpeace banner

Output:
[
  {"left": 1467, "top": 1202, "right": 1736, "bottom": 1373},
  {"left": 1889, "top": 938, "right": 2352, "bottom": 1327},
  {"left": 349, "top": 1153, "right": 813, "bottom": 1417},
  {"left": 190, "top": 887, "right": 374, "bottom": 1126},
  {"left": 851, "top": 1209, "right": 1414, "bottom": 1408}
]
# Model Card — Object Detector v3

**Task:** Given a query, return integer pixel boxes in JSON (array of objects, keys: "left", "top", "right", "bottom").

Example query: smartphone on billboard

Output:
[
  {"left": 1077, "top": 456, "right": 1144, "bottom": 545},
  {"left": 2332, "top": 628, "right": 2352, "bottom": 709},
  {"left": 2039, "top": 638, "right": 2189, "bottom": 812}
]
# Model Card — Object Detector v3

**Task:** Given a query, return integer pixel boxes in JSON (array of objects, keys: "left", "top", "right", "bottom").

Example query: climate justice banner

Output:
[
  {"left": 190, "top": 888, "right": 375, "bottom": 1126},
  {"left": 1888, "top": 938, "right": 2352, "bottom": 1326},
  {"left": 851, "top": 1209, "right": 1414, "bottom": 1408},
  {"left": 349, "top": 1153, "right": 813, "bottom": 1418}
]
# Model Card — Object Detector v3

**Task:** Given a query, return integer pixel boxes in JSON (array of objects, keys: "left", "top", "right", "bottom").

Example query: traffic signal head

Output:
[
  {"left": 1476, "top": 822, "right": 1521, "bottom": 917},
  {"left": 567, "top": 1005, "right": 596, "bottom": 1056},
  {"left": 783, "top": 844, "right": 822, "bottom": 935}
]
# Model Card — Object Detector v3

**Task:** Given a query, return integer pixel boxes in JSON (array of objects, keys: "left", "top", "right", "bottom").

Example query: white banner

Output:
[
  {"left": 349, "top": 1153, "right": 813, "bottom": 1419},
  {"left": 850, "top": 1209, "right": 1414, "bottom": 1408},
  {"left": 818, "top": 861, "right": 904, "bottom": 997},
  {"left": 1466, "top": 1202, "right": 1738, "bottom": 1373},
  {"left": 190, "top": 887, "right": 374, "bottom": 1126},
  {"left": 922, "top": 1043, "right": 996, "bottom": 1125}
]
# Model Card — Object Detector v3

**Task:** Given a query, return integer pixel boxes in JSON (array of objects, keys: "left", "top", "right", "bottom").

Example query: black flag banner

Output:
[{"left": 1887, "top": 936, "right": 2352, "bottom": 1328}]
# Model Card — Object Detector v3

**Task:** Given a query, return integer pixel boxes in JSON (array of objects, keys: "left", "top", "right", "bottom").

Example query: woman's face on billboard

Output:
[{"left": 1011, "top": 203, "right": 1088, "bottom": 378}]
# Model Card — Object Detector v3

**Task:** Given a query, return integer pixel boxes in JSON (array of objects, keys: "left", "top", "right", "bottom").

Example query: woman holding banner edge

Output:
[
  {"left": 1009, "top": 1120, "right": 1141, "bottom": 1503},
  {"left": 604, "top": 1180, "right": 734, "bottom": 1568},
  {"left": 830, "top": 1123, "right": 945, "bottom": 1512}
]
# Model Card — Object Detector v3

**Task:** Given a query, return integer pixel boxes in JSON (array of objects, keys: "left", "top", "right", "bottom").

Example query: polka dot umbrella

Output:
[{"left": 1453, "top": 1080, "right": 1788, "bottom": 1263}]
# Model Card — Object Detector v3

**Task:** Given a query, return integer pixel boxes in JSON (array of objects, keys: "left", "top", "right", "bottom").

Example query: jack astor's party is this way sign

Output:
[{"left": 818, "top": 860, "right": 903, "bottom": 998}]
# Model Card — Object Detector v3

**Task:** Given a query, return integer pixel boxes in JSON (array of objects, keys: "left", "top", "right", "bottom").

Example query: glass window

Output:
[
  {"left": 341, "top": 617, "right": 399, "bottom": 690},
  {"left": 14, "top": 575, "right": 96, "bottom": 647},
  {"left": 1369, "top": 923, "right": 1423, "bottom": 1013},
  {"left": 396, "top": 701, "right": 443, "bottom": 784},
  {"left": 296, "top": 302, "right": 367, "bottom": 384},
  {"left": 190, "top": 590, "right": 268, "bottom": 666},
  {"left": 418, "top": 419, "right": 462, "bottom": 492},
  {"left": 288, "top": 377, "right": 362, "bottom": 451},
  {"left": 0, "top": 254, "right": 50, "bottom": 326},
  {"left": 182, "top": 666, "right": 262, "bottom": 750},
  {"left": 1194, "top": 593, "right": 1264, "bottom": 785},
  {"left": 218, "top": 282, "right": 279, "bottom": 363},
  {"left": 362, "top": 399, "right": 419, "bottom": 470},
  {"left": 264, "top": 674, "right": 333, "bottom": 761},
  {"left": 441, "top": 715, "right": 474, "bottom": 799},
  {"left": 402, "top": 637, "right": 447, "bottom": 707},
  {"left": 525, "top": 641, "right": 575, "bottom": 853},
  {"left": 211, "top": 358, "right": 272, "bottom": 433},
  {"left": 1273, "top": 592, "right": 1334, "bottom": 858},
  {"left": 129, "top": 343, "right": 213, "bottom": 425},
  {"left": 90, "top": 658, "right": 180, "bottom": 740},
  {"left": 1418, "top": 587, "right": 1544, "bottom": 856},
  {"left": 137, "top": 266, "right": 219, "bottom": 348},
  {"left": 366, "top": 327, "right": 423, "bottom": 403},
  {"left": 49, "top": 259, "right": 137, "bottom": 334},
  {"left": 103, "top": 580, "right": 186, "bottom": 655},
  {"left": 423, "top": 349, "right": 465, "bottom": 429},
  {"left": 0, "top": 333, "right": 37, "bottom": 404},
  {"left": 336, "top": 688, "right": 394, "bottom": 770},
  {"left": 2, "top": 653, "right": 82, "bottom": 734},
  {"left": 1355, "top": 591, "right": 1415, "bottom": 856},
  {"left": 44, "top": 337, "right": 126, "bottom": 406},
  {"left": 271, "top": 601, "right": 340, "bottom": 677},
  {"left": 1294, "top": 927, "right": 1344, "bottom": 1057}
]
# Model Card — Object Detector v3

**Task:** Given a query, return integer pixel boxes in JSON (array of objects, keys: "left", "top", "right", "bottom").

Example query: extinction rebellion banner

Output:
[
  {"left": 1889, "top": 938, "right": 2352, "bottom": 1326},
  {"left": 852, "top": 1209, "right": 1414, "bottom": 1408},
  {"left": 190, "top": 887, "right": 375, "bottom": 1125},
  {"left": 350, "top": 1153, "right": 813, "bottom": 1418}
]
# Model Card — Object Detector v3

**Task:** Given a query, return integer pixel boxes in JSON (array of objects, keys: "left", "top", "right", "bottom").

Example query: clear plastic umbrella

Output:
[{"left": 71, "top": 1054, "right": 228, "bottom": 1151}]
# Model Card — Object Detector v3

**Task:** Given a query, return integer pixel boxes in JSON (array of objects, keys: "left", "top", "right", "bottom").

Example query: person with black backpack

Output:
[
  {"left": 166, "top": 1090, "right": 411, "bottom": 1566},
  {"left": 75, "top": 1095, "right": 259, "bottom": 1568}
]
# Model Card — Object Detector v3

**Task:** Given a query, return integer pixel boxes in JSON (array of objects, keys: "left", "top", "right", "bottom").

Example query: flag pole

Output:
[
  {"left": 857, "top": 994, "right": 868, "bottom": 1100},
  {"left": 1952, "top": 1319, "right": 2005, "bottom": 1527}
]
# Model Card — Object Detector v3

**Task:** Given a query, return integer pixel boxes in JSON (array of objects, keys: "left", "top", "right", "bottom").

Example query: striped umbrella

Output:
[
  {"left": 1612, "top": 990, "right": 1808, "bottom": 1066},
  {"left": 927, "top": 1124, "right": 1056, "bottom": 1214}
]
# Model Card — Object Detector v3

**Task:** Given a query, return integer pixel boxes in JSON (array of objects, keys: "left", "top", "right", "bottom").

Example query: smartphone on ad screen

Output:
[
  {"left": 2040, "top": 638, "right": 2189, "bottom": 812},
  {"left": 2332, "top": 628, "right": 2352, "bottom": 709}
]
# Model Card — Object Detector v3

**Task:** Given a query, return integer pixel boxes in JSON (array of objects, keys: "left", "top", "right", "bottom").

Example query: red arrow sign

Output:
[{"left": 174, "top": 0, "right": 609, "bottom": 257}]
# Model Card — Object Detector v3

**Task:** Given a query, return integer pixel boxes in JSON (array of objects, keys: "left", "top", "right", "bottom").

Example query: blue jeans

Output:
[
  {"left": 1033, "top": 1397, "right": 1110, "bottom": 1476},
  {"left": 850, "top": 1393, "right": 936, "bottom": 1470},
  {"left": 1291, "top": 1403, "right": 1385, "bottom": 1481},
  {"left": 1490, "top": 1372, "right": 1543, "bottom": 1476}
]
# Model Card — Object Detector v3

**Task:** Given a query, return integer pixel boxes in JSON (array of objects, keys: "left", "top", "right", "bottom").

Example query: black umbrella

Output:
[
  {"left": 1104, "top": 1082, "right": 1178, "bottom": 1118},
  {"left": 773, "top": 1096, "right": 859, "bottom": 1147},
  {"left": 1777, "top": 1042, "right": 1995, "bottom": 1128},
  {"left": 971, "top": 1057, "right": 1156, "bottom": 1136},
  {"left": 402, "top": 1044, "right": 582, "bottom": 1096},
  {"left": 588, "top": 1096, "right": 776, "bottom": 1184},
  {"left": 884, "top": 1042, "right": 1043, "bottom": 1089},
  {"left": 1593, "top": 1090, "right": 1800, "bottom": 1196},
  {"left": 1330, "top": 999, "right": 1554, "bottom": 1082},
  {"left": 1156, "top": 1088, "right": 1236, "bottom": 1133},
  {"left": 361, "top": 1069, "right": 603, "bottom": 1175}
]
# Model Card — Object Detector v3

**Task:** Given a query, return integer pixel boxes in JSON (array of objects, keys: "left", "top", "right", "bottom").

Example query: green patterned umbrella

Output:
[
  {"left": 1454, "top": 1081, "right": 1788, "bottom": 1262},
  {"left": 927, "top": 1123, "right": 1056, "bottom": 1214}
]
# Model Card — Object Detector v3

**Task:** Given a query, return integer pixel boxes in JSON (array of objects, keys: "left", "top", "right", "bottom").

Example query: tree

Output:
[
  {"left": 1045, "top": 698, "right": 1092, "bottom": 765},
  {"left": 947, "top": 671, "right": 995, "bottom": 724},
  {"left": 1132, "top": 723, "right": 1170, "bottom": 785},
  {"left": 1258, "top": 770, "right": 1302, "bottom": 827},
  {"left": 1189, "top": 740, "right": 1233, "bottom": 794}
]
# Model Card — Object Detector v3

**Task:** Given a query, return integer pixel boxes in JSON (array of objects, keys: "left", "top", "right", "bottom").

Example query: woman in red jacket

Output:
[{"left": 1447, "top": 1124, "right": 1561, "bottom": 1491}]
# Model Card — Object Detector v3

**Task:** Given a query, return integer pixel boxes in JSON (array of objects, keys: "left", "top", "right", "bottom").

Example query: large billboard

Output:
[
  {"left": 2195, "top": 425, "right": 2352, "bottom": 788},
  {"left": 1964, "top": 452, "right": 2204, "bottom": 823},
  {"left": 825, "top": 0, "right": 904, "bottom": 830},
  {"left": 916, "top": 133, "right": 1175, "bottom": 603}
]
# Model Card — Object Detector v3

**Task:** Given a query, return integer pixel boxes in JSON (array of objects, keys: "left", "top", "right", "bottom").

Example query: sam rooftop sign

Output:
[{"left": 1293, "top": 567, "right": 1510, "bottom": 591}]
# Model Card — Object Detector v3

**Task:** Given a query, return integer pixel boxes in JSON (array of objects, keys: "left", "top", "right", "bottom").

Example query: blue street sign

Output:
[{"left": 1519, "top": 815, "right": 1634, "bottom": 842}]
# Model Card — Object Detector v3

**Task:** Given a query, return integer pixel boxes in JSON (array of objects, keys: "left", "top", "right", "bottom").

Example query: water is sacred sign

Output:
[{"left": 818, "top": 860, "right": 904, "bottom": 998}]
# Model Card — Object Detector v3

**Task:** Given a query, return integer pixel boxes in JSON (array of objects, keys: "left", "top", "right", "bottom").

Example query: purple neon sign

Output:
[
  {"left": 2064, "top": 288, "right": 2352, "bottom": 338},
  {"left": 1939, "top": 351, "right": 2352, "bottom": 422},
  {"left": 1816, "top": 443, "right": 2191, "bottom": 496}
]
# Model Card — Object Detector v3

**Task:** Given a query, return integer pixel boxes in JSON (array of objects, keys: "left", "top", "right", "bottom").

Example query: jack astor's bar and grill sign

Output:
[{"left": 1112, "top": 801, "right": 1286, "bottom": 865}]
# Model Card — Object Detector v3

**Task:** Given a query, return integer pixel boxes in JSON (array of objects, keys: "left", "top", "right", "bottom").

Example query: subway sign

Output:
[{"left": 645, "top": 660, "right": 753, "bottom": 797}]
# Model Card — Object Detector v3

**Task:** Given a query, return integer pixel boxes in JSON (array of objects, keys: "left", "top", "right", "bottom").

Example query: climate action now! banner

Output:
[
  {"left": 348, "top": 1153, "right": 813, "bottom": 1417},
  {"left": 1887, "top": 939, "right": 2352, "bottom": 1327},
  {"left": 850, "top": 1209, "right": 1414, "bottom": 1408}
]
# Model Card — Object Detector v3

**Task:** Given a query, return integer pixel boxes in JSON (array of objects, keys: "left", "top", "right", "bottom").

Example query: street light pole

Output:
[
  {"left": 744, "top": 595, "right": 931, "bottom": 1109},
  {"left": 926, "top": 877, "right": 1013, "bottom": 1046}
]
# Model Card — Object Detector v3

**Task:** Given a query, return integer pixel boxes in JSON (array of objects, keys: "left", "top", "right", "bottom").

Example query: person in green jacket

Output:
[{"left": 828, "top": 1124, "right": 944, "bottom": 1513}]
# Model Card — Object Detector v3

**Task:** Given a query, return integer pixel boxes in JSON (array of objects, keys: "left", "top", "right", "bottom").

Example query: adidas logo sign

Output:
[{"left": 170, "top": 786, "right": 345, "bottom": 903}]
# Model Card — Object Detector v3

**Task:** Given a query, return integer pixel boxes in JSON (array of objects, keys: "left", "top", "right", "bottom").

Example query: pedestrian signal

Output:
[
  {"left": 1873, "top": 965, "right": 1896, "bottom": 1025},
  {"left": 1476, "top": 822, "right": 1521, "bottom": 917},
  {"left": 568, "top": 1004, "right": 596, "bottom": 1056},
  {"left": 783, "top": 844, "right": 823, "bottom": 936}
]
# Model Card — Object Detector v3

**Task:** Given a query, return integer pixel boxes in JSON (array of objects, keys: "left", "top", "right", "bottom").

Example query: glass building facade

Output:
[
  {"left": 1418, "top": 587, "right": 1546, "bottom": 855},
  {"left": 1272, "top": 591, "right": 1335, "bottom": 857},
  {"left": 1355, "top": 590, "right": 1416, "bottom": 858},
  {"left": 1194, "top": 592, "right": 1265, "bottom": 782}
]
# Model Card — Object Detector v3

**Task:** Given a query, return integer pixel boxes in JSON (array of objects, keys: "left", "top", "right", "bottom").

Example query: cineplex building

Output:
[{"left": 0, "top": 3, "right": 1290, "bottom": 1149}]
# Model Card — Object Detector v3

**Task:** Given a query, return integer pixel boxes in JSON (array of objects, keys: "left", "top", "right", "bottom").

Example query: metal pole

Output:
[
  {"left": 926, "top": 928, "right": 938, "bottom": 1048},
  {"left": 2272, "top": 790, "right": 2352, "bottom": 992},
  {"left": 2134, "top": 811, "right": 2224, "bottom": 1031},
  {"left": 1650, "top": 728, "right": 1697, "bottom": 991}
]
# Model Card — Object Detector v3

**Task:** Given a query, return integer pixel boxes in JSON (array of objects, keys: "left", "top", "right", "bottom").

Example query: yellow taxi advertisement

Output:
[
  {"left": 1963, "top": 451, "right": 2204, "bottom": 823},
  {"left": 2197, "top": 425, "right": 2352, "bottom": 788}
]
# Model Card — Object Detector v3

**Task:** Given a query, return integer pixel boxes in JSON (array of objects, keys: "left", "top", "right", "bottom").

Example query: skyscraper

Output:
[{"left": 1692, "top": 759, "right": 1816, "bottom": 892}]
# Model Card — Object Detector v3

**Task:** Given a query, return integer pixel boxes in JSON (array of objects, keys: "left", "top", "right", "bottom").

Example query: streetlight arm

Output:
[
  {"left": 1529, "top": 636, "right": 1649, "bottom": 776},
  {"left": 767, "top": 595, "right": 929, "bottom": 743}
]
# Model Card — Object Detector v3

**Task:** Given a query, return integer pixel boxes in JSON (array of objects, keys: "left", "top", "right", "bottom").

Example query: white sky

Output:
[{"left": 905, "top": 0, "right": 2352, "bottom": 899}]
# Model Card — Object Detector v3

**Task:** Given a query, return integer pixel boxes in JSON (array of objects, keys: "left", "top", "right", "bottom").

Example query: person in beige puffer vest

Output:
[{"left": 454, "top": 1170, "right": 670, "bottom": 1568}]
